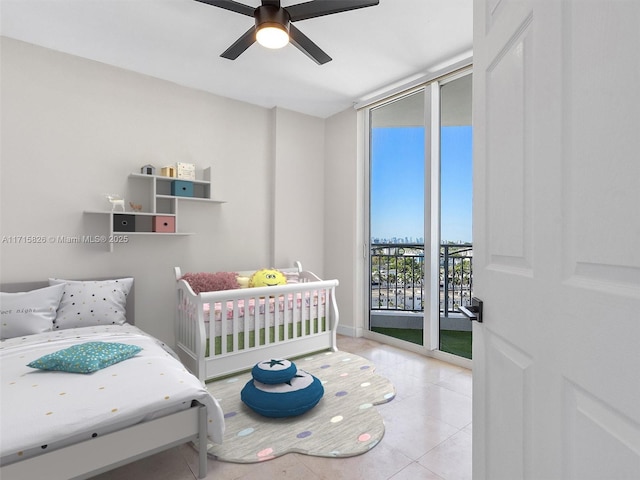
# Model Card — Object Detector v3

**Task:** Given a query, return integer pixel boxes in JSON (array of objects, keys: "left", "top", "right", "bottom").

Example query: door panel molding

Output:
[
  {"left": 563, "top": 380, "right": 640, "bottom": 480},
  {"left": 485, "top": 16, "right": 533, "bottom": 273},
  {"left": 485, "top": 331, "right": 533, "bottom": 479},
  {"left": 561, "top": 0, "right": 640, "bottom": 295},
  {"left": 565, "top": 262, "right": 640, "bottom": 299}
]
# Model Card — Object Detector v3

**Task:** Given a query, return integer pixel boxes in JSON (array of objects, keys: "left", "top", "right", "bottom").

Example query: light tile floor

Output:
[{"left": 92, "top": 335, "right": 472, "bottom": 480}]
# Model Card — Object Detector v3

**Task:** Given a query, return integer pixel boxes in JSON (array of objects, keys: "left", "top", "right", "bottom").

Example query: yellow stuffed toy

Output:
[{"left": 249, "top": 269, "right": 287, "bottom": 288}]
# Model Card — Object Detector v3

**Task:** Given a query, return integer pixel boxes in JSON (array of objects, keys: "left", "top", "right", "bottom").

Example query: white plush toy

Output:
[{"left": 105, "top": 194, "right": 125, "bottom": 212}]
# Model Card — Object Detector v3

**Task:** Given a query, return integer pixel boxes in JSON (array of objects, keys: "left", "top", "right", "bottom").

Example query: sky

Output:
[{"left": 370, "top": 125, "right": 472, "bottom": 243}]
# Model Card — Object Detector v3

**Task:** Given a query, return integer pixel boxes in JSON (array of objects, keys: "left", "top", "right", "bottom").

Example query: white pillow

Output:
[
  {"left": 49, "top": 278, "right": 133, "bottom": 329},
  {"left": 0, "top": 284, "right": 65, "bottom": 339}
]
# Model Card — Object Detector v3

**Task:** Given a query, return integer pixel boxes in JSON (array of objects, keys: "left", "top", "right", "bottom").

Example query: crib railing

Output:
[{"left": 207, "top": 281, "right": 335, "bottom": 356}]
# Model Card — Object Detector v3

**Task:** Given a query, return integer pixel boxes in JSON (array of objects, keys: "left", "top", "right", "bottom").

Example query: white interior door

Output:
[{"left": 472, "top": 1, "right": 640, "bottom": 479}]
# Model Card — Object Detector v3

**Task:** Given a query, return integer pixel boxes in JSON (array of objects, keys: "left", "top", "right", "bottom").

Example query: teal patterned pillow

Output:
[{"left": 27, "top": 342, "right": 142, "bottom": 373}]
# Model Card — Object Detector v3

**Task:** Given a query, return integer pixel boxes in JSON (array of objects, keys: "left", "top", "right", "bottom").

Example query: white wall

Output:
[
  {"left": 272, "top": 107, "right": 325, "bottom": 275},
  {"left": 323, "top": 107, "right": 364, "bottom": 337},
  {"left": 0, "top": 37, "right": 327, "bottom": 345}
]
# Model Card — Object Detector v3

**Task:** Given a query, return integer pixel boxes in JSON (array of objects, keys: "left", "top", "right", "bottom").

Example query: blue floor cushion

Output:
[
  {"left": 251, "top": 358, "right": 297, "bottom": 384},
  {"left": 241, "top": 369, "right": 324, "bottom": 418}
]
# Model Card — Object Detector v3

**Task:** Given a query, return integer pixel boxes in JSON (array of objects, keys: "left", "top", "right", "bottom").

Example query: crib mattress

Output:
[{"left": 0, "top": 324, "right": 224, "bottom": 465}]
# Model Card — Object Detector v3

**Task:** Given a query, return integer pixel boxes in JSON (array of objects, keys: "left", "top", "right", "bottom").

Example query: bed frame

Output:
[
  {"left": 0, "top": 403, "right": 208, "bottom": 480},
  {"left": 0, "top": 278, "right": 210, "bottom": 480},
  {"left": 174, "top": 262, "right": 340, "bottom": 382}
]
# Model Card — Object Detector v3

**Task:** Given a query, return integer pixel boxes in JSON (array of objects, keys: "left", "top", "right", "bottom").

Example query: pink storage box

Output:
[{"left": 153, "top": 216, "right": 175, "bottom": 233}]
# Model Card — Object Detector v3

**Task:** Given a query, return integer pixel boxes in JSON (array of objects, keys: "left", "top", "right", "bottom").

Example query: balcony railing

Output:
[{"left": 370, "top": 243, "right": 473, "bottom": 317}]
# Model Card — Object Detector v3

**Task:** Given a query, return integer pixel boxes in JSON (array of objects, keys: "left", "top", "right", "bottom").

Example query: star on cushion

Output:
[
  {"left": 285, "top": 374, "right": 304, "bottom": 386},
  {"left": 262, "top": 359, "right": 285, "bottom": 368}
]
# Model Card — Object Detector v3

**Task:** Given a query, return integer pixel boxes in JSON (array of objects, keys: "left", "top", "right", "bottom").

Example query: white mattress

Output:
[{"left": 0, "top": 324, "right": 224, "bottom": 465}]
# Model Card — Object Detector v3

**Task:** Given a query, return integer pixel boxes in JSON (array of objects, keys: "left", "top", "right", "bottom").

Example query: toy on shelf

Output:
[
  {"left": 140, "top": 164, "right": 156, "bottom": 175},
  {"left": 160, "top": 166, "right": 176, "bottom": 178},
  {"left": 105, "top": 194, "right": 125, "bottom": 212},
  {"left": 129, "top": 202, "right": 143, "bottom": 212},
  {"left": 177, "top": 162, "right": 196, "bottom": 180}
]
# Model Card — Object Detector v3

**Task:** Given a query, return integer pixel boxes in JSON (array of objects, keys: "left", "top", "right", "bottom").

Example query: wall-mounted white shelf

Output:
[
  {"left": 85, "top": 167, "right": 225, "bottom": 251},
  {"left": 128, "top": 167, "right": 225, "bottom": 214}
]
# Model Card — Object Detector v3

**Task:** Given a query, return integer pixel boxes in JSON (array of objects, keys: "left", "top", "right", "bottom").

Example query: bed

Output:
[
  {"left": 174, "top": 262, "right": 340, "bottom": 383},
  {"left": 0, "top": 277, "right": 224, "bottom": 480}
]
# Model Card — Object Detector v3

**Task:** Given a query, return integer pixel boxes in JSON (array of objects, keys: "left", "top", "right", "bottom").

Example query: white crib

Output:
[{"left": 174, "top": 262, "right": 339, "bottom": 382}]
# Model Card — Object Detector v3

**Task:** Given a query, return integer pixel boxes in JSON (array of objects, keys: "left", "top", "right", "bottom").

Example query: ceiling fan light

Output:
[{"left": 256, "top": 24, "right": 289, "bottom": 49}]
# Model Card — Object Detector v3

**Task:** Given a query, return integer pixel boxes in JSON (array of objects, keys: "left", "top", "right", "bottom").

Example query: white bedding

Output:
[{"left": 0, "top": 324, "right": 224, "bottom": 465}]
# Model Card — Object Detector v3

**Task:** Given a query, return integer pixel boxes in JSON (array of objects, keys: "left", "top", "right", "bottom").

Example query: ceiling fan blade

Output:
[
  {"left": 287, "top": 0, "right": 379, "bottom": 22},
  {"left": 261, "top": 0, "right": 281, "bottom": 6},
  {"left": 220, "top": 26, "right": 256, "bottom": 60},
  {"left": 194, "top": 0, "right": 255, "bottom": 17},
  {"left": 288, "top": 24, "right": 331, "bottom": 65}
]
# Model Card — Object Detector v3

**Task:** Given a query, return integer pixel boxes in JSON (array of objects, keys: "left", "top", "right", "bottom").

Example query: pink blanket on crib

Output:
[{"left": 203, "top": 291, "right": 325, "bottom": 322}]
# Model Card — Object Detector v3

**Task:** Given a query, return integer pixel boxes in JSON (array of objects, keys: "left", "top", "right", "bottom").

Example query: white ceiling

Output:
[{"left": 0, "top": 0, "right": 473, "bottom": 118}]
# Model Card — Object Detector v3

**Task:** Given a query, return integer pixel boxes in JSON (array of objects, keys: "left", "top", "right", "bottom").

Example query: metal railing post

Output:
[{"left": 443, "top": 244, "right": 450, "bottom": 317}]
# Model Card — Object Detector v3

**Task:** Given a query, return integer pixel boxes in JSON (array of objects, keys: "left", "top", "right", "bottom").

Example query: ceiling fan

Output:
[{"left": 195, "top": 0, "right": 380, "bottom": 65}]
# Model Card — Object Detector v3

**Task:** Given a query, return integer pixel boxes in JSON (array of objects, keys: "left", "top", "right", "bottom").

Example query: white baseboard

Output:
[{"left": 336, "top": 325, "right": 363, "bottom": 338}]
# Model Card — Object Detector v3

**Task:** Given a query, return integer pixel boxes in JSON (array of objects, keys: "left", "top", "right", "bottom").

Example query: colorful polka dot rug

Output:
[{"left": 204, "top": 350, "right": 396, "bottom": 463}]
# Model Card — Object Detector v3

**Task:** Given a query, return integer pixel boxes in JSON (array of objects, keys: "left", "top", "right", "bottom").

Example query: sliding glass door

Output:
[
  {"left": 369, "top": 90, "right": 427, "bottom": 346},
  {"left": 439, "top": 73, "right": 473, "bottom": 359},
  {"left": 366, "top": 69, "right": 473, "bottom": 361}
]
